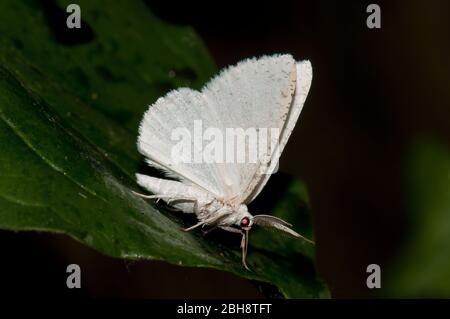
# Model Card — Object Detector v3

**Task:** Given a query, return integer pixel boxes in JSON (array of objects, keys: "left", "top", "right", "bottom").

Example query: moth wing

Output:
[
  {"left": 138, "top": 54, "right": 299, "bottom": 200},
  {"left": 202, "top": 54, "right": 301, "bottom": 202},
  {"left": 241, "top": 60, "right": 312, "bottom": 203},
  {"left": 138, "top": 86, "right": 231, "bottom": 198}
]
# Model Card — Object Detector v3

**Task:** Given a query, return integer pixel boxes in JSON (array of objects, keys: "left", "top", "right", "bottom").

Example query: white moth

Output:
[{"left": 134, "top": 54, "right": 313, "bottom": 269}]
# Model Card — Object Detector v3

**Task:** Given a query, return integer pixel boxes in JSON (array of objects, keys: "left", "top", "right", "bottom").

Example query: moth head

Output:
[
  {"left": 239, "top": 216, "right": 251, "bottom": 228},
  {"left": 233, "top": 205, "right": 253, "bottom": 230}
]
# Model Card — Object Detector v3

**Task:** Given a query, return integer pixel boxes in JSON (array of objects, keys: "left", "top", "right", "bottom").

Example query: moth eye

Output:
[{"left": 240, "top": 217, "right": 250, "bottom": 227}]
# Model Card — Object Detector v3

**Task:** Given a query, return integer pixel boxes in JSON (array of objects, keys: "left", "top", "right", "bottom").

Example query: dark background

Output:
[{"left": 1, "top": 0, "right": 449, "bottom": 298}]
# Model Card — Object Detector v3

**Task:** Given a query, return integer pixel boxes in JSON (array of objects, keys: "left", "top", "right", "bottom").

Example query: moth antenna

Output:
[
  {"left": 182, "top": 220, "right": 205, "bottom": 232},
  {"left": 241, "top": 230, "right": 250, "bottom": 271},
  {"left": 273, "top": 223, "right": 315, "bottom": 245},
  {"left": 253, "top": 214, "right": 293, "bottom": 227},
  {"left": 253, "top": 215, "right": 314, "bottom": 244}
]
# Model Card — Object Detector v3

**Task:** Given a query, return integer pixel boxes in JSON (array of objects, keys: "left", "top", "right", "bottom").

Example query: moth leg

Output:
[
  {"left": 132, "top": 190, "right": 152, "bottom": 197},
  {"left": 201, "top": 224, "right": 220, "bottom": 235},
  {"left": 182, "top": 206, "right": 227, "bottom": 232},
  {"left": 220, "top": 226, "right": 250, "bottom": 270},
  {"left": 242, "top": 230, "right": 250, "bottom": 271},
  {"left": 132, "top": 192, "right": 201, "bottom": 231},
  {"left": 220, "top": 226, "right": 242, "bottom": 234},
  {"left": 165, "top": 206, "right": 181, "bottom": 212},
  {"left": 131, "top": 190, "right": 169, "bottom": 203},
  {"left": 167, "top": 197, "right": 197, "bottom": 206},
  {"left": 201, "top": 224, "right": 213, "bottom": 235},
  {"left": 164, "top": 198, "right": 197, "bottom": 212},
  {"left": 132, "top": 190, "right": 172, "bottom": 200},
  {"left": 182, "top": 220, "right": 205, "bottom": 232},
  {"left": 132, "top": 191, "right": 197, "bottom": 205}
]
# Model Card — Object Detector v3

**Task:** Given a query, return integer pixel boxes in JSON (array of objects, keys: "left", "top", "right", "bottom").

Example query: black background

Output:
[{"left": 1, "top": 0, "right": 449, "bottom": 298}]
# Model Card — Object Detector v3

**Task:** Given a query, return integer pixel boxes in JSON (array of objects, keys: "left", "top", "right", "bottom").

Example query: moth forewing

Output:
[{"left": 243, "top": 60, "right": 313, "bottom": 204}]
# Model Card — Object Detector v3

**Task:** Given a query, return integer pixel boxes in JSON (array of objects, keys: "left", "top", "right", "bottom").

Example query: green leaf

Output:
[
  {"left": 0, "top": 0, "right": 328, "bottom": 298},
  {"left": 384, "top": 140, "right": 450, "bottom": 297}
]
